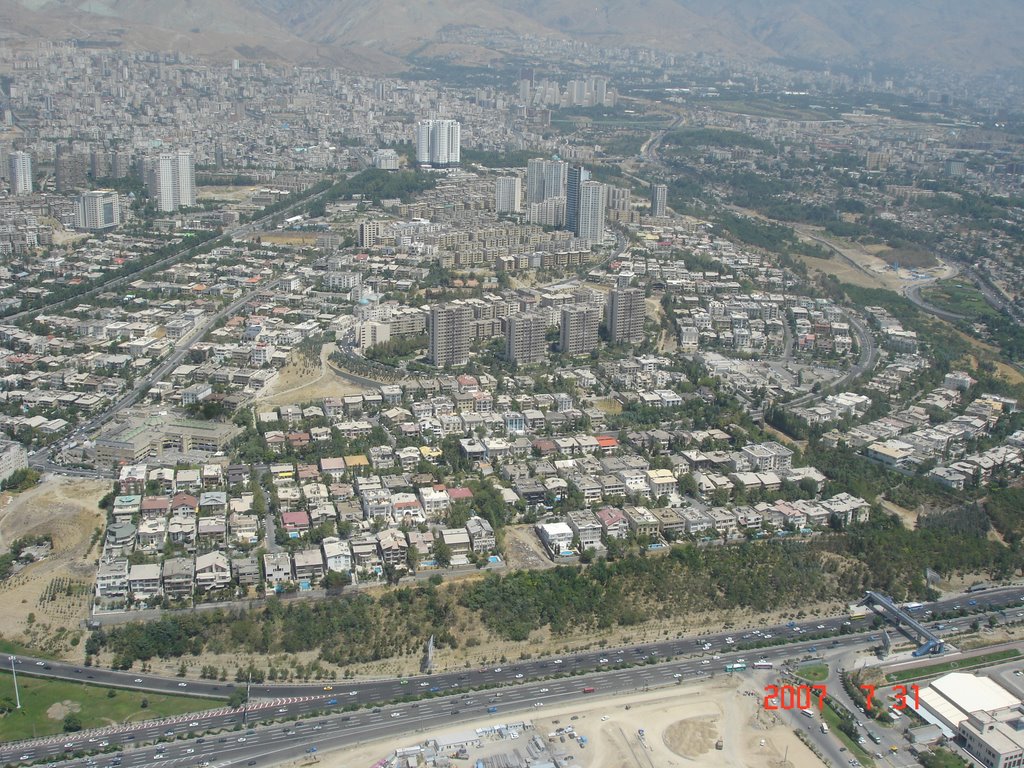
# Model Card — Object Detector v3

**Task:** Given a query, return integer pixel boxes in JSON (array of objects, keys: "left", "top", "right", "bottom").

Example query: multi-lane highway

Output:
[
  {"left": 4, "top": 631, "right": 875, "bottom": 768},
  {"left": 4, "top": 585, "right": 1023, "bottom": 766}
]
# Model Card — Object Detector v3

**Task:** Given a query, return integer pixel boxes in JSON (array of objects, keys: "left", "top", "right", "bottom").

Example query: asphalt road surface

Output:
[{"left": 4, "top": 585, "right": 1023, "bottom": 766}]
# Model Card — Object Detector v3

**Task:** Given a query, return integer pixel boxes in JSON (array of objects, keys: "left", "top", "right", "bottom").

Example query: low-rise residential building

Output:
[
  {"left": 566, "top": 508, "right": 603, "bottom": 550},
  {"left": 96, "top": 558, "right": 129, "bottom": 598},
  {"left": 623, "top": 505, "right": 659, "bottom": 538},
  {"left": 322, "top": 536, "right": 352, "bottom": 573},
  {"left": 195, "top": 551, "right": 231, "bottom": 591},
  {"left": 128, "top": 563, "right": 162, "bottom": 599},
  {"left": 466, "top": 516, "right": 496, "bottom": 553},
  {"left": 263, "top": 552, "right": 292, "bottom": 587},
  {"left": 536, "top": 521, "right": 575, "bottom": 557},
  {"left": 293, "top": 548, "right": 325, "bottom": 584},
  {"left": 162, "top": 557, "right": 195, "bottom": 599}
]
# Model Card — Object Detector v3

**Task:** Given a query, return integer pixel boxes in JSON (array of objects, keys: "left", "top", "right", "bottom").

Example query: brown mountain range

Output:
[{"left": 0, "top": 0, "right": 1020, "bottom": 75}]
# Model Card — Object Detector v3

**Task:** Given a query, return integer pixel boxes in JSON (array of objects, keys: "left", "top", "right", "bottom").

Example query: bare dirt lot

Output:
[
  {"left": 0, "top": 477, "right": 108, "bottom": 657},
  {"left": 502, "top": 524, "right": 557, "bottom": 572},
  {"left": 313, "top": 677, "right": 815, "bottom": 768},
  {"left": 258, "top": 342, "right": 367, "bottom": 407}
]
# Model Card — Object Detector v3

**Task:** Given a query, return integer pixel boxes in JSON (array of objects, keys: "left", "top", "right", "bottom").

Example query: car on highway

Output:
[
  {"left": 326, "top": 698, "right": 337, "bottom": 705},
  {"left": 237, "top": 737, "right": 246, "bottom": 743},
  {"left": 34, "top": 661, "right": 44, "bottom": 666},
  {"left": 323, "top": 685, "right": 333, "bottom": 691},
  {"left": 400, "top": 679, "right": 408, "bottom": 685},
  {"left": 419, "top": 682, "right": 430, "bottom": 687},
  {"left": 539, "top": 688, "right": 549, "bottom": 693},
  {"left": 493, "top": 667, "right": 502, "bottom": 672},
  {"left": 189, "top": 722, "right": 199, "bottom": 727},
  {"left": 553, "top": 659, "right": 563, "bottom": 664},
  {"left": 515, "top": 673, "right": 524, "bottom": 679},
  {"left": 178, "top": 682, "right": 187, "bottom": 687},
  {"left": 390, "top": 712, "right": 402, "bottom": 718},
  {"left": 534, "top": 702, "right": 544, "bottom": 707},
  {"left": 277, "top": 707, "right": 288, "bottom": 713},
  {"left": 598, "top": 658, "right": 609, "bottom": 664},
  {"left": 348, "top": 690, "right": 358, "bottom": 696}
]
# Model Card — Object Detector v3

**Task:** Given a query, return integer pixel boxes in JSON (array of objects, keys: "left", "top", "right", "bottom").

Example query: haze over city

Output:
[{"left": 0, "top": 3, "right": 1023, "bottom": 768}]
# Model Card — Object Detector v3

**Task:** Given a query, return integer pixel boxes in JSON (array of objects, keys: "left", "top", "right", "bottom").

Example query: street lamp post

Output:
[{"left": 9, "top": 656, "right": 21, "bottom": 710}]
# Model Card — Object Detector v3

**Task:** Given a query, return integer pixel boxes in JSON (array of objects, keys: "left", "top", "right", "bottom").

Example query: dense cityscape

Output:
[{"left": 1, "top": 6, "right": 1024, "bottom": 768}]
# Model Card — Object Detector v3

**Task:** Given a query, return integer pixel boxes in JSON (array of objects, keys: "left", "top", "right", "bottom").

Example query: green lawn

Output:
[
  {"left": 921, "top": 279, "right": 1000, "bottom": 320},
  {"left": 886, "top": 649, "right": 1019, "bottom": 684},
  {"left": 795, "top": 662, "right": 829, "bottom": 682},
  {"left": 0, "top": 671, "right": 217, "bottom": 742}
]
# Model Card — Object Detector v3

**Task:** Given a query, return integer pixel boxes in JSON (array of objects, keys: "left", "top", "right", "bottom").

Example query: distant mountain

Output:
[{"left": 0, "top": 0, "right": 1020, "bottom": 75}]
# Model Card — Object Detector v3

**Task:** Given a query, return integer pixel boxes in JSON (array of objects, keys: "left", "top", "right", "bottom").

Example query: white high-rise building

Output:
[
  {"left": 609, "top": 287, "right": 645, "bottom": 345},
  {"left": 495, "top": 176, "right": 522, "bottom": 214},
  {"left": 150, "top": 150, "right": 195, "bottom": 212},
  {"left": 651, "top": 183, "right": 668, "bottom": 217},
  {"left": 578, "top": 181, "right": 607, "bottom": 246},
  {"left": 76, "top": 190, "right": 121, "bottom": 231},
  {"left": 415, "top": 120, "right": 461, "bottom": 167},
  {"left": 8, "top": 151, "right": 32, "bottom": 195},
  {"left": 429, "top": 304, "right": 473, "bottom": 368},
  {"left": 526, "top": 158, "right": 567, "bottom": 205},
  {"left": 560, "top": 304, "right": 601, "bottom": 356},
  {"left": 528, "top": 196, "right": 566, "bottom": 228},
  {"left": 505, "top": 312, "right": 547, "bottom": 365}
]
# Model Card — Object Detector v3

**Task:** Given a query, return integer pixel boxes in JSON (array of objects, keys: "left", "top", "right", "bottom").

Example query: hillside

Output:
[{"left": 0, "top": 0, "right": 1020, "bottom": 75}]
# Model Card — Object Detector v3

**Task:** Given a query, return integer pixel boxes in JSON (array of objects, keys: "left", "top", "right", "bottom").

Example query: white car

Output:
[
  {"left": 419, "top": 682, "right": 429, "bottom": 687},
  {"left": 178, "top": 682, "right": 188, "bottom": 687},
  {"left": 701, "top": 660, "right": 710, "bottom": 665},
  {"left": 515, "top": 673, "right": 524, "bottom": 679},
  {"left": 534, "top": 702, "right": 544, "bottom": 707},
  {"left": 553, "top": 659, "right": 563, "bottom": 664},
  {"left": 817, "top": 624, "right": 826, "bottom": 629},
  {"left": 349, "top": 691, "right": 358, "bottom": 696},
  {"left": 185, "top": 749, "right": 195, "bottom": 754},
  {"left": 390, "top": 712, "right": 402, "bottom": 718},
  {"left": 134, "top": 678, "right": 143, "bottom": 683},
  {"left": 237, "top": 737, "right": 246, "bottom": 743},
  {"left": 189, "top": 722, "right": 199, "bottom": 727},
  {"left": 35, "top": 661, "right": 44, "bottom": 666},
  {"left": 598, "top": 658, "right": 609, "bottom": 664},
  {"left": 673, "top": 673, "right": 683, "bottom": 678},
  {"left": 539, "top": 687, "right": 549, "bottom": 693},
  {"left": 493, "top": 667, "right": 502, "bottom": 673}
]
